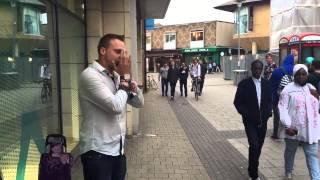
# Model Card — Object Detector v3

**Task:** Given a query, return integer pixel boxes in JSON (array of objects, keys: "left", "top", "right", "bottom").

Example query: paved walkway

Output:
[
  {"left": 72, "top": 72, "right": 313, "bottom": 180},
  {"left": 126, "top": 90, "right": 210, "bottom": 180},
  {"left": 185, "top": 73, "right": 310, "bottom": 180}
]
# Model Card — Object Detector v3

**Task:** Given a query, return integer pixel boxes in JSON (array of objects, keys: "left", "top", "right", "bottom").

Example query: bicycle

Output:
[
  {"left": 41, "top": 78, "right": 52, "bottom": 103},
  {"left": 146, "top": 75, "right": 158, "bottom": 90},
  {"left": 192, "top": 78, "right": 201, "bottom": 101}
]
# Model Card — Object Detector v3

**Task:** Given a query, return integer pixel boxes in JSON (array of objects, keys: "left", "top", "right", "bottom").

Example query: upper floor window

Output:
[
  {"left": 20, "top": 6, "right": 41, "bottom": 35},
  {"left": 146, "top": 33, "right": 151, "bottom": 51},
  {"left": 164, "top": 32, "right": 176, "bottom": 50},
  {"left": 190, "top": 30, "right": 204, "bottom": 48},
  {"left": 235, "top": 6, "right": 253, "bottom": 34}
]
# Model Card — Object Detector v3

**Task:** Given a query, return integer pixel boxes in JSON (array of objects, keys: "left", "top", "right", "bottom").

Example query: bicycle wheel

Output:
[
  {"left": 196, "top": 84, "right": 200, "bottom": 100},
  {"left": 194, "top": 84, "right": 198, "bottom": 101},
  {"left": 151, "top": 80, "right": 158, "bottom": 90},
  {"left": 147, "top": 81, "right": 151, "bottom": 90},
  {"left": 41, "top": 87, "right": 47, "bottom": 103}
]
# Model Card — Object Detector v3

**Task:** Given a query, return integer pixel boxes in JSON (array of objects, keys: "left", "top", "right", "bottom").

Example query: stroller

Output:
[{"left": 38, "top": 134, "right": 73, "bottom": 180}]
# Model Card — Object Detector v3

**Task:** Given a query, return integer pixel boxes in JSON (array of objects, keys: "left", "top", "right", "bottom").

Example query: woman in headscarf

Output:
[
  {"left": 270, "top": 54, "right": 295, "bottom": 139},
  {"left": 278, "top": 64, "right": 320, "bottom": 179}
]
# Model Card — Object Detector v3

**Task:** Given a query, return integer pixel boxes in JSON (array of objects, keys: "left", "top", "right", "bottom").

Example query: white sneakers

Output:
[
  {"left": 249, "top": 177, "right": 260, "bottom": 180},
  {"left": 285, "top": 173, "right": 292, "bottom": 179}
]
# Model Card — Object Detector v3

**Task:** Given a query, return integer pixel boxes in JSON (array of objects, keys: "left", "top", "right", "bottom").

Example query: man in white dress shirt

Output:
[{"left": 79, "top": 34, "right": 144, "bottom": 180}]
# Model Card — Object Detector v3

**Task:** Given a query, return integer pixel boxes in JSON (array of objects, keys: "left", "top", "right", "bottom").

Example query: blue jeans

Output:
[{"left": 285, "top": 139, "right": 320, "bottom": 180}]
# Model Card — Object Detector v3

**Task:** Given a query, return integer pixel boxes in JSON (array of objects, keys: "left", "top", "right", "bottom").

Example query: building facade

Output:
[
  {"left": 0, "top": 0, "right": 170, "bottom": 179},
  {"left": 146, "top": 21, "right": 237, "bottom": 71},
  {"left": 215, "top": 0, "right": 271, "bottom": 54}
]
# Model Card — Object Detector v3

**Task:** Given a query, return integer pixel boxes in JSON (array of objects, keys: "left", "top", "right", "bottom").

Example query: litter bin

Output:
[{"left": 233, "top": 69, "right": 248, "bottom": 85}]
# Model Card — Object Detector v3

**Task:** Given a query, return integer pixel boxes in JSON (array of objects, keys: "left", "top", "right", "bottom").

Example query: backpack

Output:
[
  {"left": 277, "top": 67, "right": 293, "bottom": 96},
  {"left": 38, "top": 134, "right": 72, "bottom": 180}
]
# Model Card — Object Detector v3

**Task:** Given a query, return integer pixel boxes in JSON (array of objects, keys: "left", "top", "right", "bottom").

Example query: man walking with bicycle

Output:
[
  {"left": 190, "top": 59, "right": 201, "bottom": 94},
  {"left": 199, "top": 60, "right": 207, "bottom": 96},
  {"left": 40, "top": 63, "right": 52, "bottom": 97}
]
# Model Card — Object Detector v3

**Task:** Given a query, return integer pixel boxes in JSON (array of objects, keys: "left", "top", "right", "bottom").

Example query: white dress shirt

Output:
[
  {"left": 79, "top": 61, "right": 144, "bottom": 156},
  {"left": 191, "top": 63, "right": 201, "bottom": 78},
  {"left": 252, "top": 77, "right": 261, "bottom": 108}
]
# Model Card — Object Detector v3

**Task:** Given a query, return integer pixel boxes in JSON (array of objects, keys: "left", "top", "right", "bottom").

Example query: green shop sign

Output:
[{"left": 182, "top": 48, "right": 217, "bottom": 53}]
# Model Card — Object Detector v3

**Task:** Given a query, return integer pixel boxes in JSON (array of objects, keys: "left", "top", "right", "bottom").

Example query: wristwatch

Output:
[{"left": 118, "top": 83, "right": 134, "bottom": 99}]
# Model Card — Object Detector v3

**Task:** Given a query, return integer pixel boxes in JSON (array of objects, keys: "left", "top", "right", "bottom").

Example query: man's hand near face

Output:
[
  {"left": 117, "top": 49, "right": 131, "bottom": 80},
  {"left": 129, "top": 80, "right": 138, "bottom": 93}
]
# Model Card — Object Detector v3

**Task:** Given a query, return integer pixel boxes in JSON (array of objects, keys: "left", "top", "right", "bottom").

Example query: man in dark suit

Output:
[
  {"left": 179, "top": 62, "right": 189, "bottom": 97},
  {"left": 234, "top": 60, "right": 272, "bottom": 180},
  {"left": 167, "top": 60, "right": 180, "bottom": 100}
]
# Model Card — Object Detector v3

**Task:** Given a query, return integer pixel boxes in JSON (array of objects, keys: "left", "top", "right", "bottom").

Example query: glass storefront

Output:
[{"left": 0, "top": 0, "right": 85, "bottom": 179}]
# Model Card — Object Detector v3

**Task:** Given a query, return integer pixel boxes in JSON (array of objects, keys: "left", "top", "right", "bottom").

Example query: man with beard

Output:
[
  {"left": 278, "top": 64, "right": 320, "bottom": 179},
  {"left": 79, "top": 34, "right": 144, "bottom": 180},
  {"left": 234, "top": 60, "right": 272, "bottom": 180}
]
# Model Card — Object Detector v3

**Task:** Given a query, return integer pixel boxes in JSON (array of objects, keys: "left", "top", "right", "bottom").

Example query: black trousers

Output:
[
  {"left": 161, "top": 78, "right": 168, "bottom": 96},
  {"left": 243, "top": 120, "right": 267, "bottom": 179},
  {"left": 81, "top": 151, "right": 126, "bottom": 180},
  {"left": 170, "top": 81, "right": 177, "bottom": 97},
  {"left": 272, "top": 104, "right": 280, "bottom": 138},
  {"left": 200, "top": 76, "right": 205, "bottom": 93},
  {"left": 180, "top": 79, "right": 187, "bottom": 96}
]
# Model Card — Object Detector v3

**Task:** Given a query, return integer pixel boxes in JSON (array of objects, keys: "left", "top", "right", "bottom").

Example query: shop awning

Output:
[{"left": 182, "top": 47, "right": 218, "bottom": 53}]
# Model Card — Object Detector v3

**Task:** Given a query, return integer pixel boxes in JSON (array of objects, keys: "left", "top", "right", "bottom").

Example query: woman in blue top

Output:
[{"left": 270, "top": 54, "right": 295, "bottom": 139}]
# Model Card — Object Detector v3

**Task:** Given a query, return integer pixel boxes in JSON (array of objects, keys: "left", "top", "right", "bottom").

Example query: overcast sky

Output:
[{"left": 155, "top": 0, "right": 234, "bottom": 25}]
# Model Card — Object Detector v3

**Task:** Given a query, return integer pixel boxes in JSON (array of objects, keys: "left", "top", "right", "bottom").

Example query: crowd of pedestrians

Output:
[
  {"left": 234, "top": 49, "right": 320, "bottom": 180},
  {"left": 157, "top": 58, "right": 221, "bottom": 101}
]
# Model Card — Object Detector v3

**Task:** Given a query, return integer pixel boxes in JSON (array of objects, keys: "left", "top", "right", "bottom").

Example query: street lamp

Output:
[{"left": 237, "top": 1, "right": 242, "bottom": 68}]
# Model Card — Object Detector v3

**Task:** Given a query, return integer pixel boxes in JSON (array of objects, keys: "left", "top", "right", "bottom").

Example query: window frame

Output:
[
  {"left": 163, "top": 32, "right": 176, "bottom": 50},
  {"left": 190, "top": 29, "right": 204, "bottom": 48}
]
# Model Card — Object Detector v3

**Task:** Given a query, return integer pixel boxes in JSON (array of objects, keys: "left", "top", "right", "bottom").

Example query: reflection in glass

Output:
[
  {"left": 23, "top": 7, "right": 40, "bottom": 35},
  {"left": 0, "top": 1, "right": 57, "bottom": 180},
  {"left": 57, "top": 0, "right": 85, "bottom": 19}
]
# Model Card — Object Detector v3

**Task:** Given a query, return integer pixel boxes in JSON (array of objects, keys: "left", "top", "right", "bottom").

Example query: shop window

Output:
[
  {"left": 190, "top": 30, "right": 204, "bottom": 48},
  {"left": 191, "top": 30, "right": 203, "bottom": 41},
  {"left": 301, "top": 47, "right": 320, "bottom": 63},
  {"left": 164, "top": 32, "right": 176, "bottom": 50},
  {"left": 314, "top": 47, "right": 320, "bottom": 60}
]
